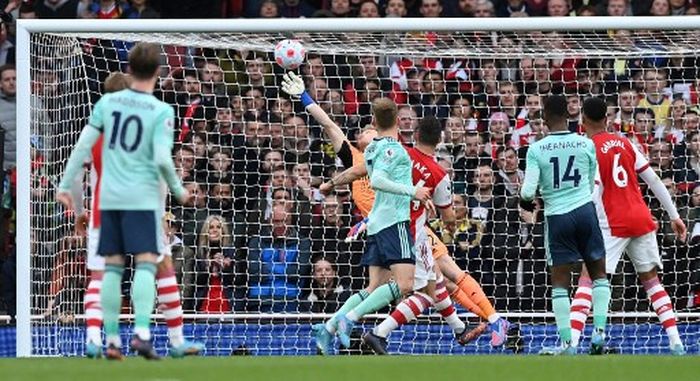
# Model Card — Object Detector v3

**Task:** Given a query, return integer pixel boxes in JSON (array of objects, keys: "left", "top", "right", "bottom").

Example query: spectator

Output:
[
  {"left": 631, "top": 108, "right": 657, "bottom": 153},
  {"left": 606, "top": 0, "right": 629, "bottom": 16},
  {"left": 124, "top": 0, "right": 160, "bottom": 18},
  {"left": 209, "top": 182, "right": 235, "bottom": 220},
  {"left": 485, "top": 111, "right": 512, "bottom": 158},
  {"left": 659, "top": 97, "right": 688, "bottom": 144},
  {"left": 330, "top": 0, "right": 352, "bottom": 16},
  {"left": 173, "top": 178, "right": 209, "bottom": 247},
  {"left": 649, "top": 0, "right": 671, "bottom": 15},
  {"left": 420, "top": 0, "right": 443, "bottom": 17},
  {"left": 247, "top": 204, "right": 311, "bottom": 312},
  {"left": 547, "top": 0, "right": 570, "bottom": 16},
  {"left": 358, "top": 0, "right": 380, "bottom": 17},
  {"left": 453, "top": 132, "right": 491, "bottom": 194},
  {"left": 614, "top": 85, "right": 639, "bottom": 133},
  {"left": 0, "top": 21, "right": 14, "bottom": 66},
  {"left": 384, "top": 0, "right": 407, "bottom": 16},
  {"left": 200, "top": 61, "right": 226, "bottom": 96},
  {"left": 258, "top": 0, "right": 280, "bottom": 17},
  {"left": 649, "top": 139, "right": 675, "bottom": 177},
  {"left": 0, "top": 64, "right": 15, "bottom": 170},
  {"left": 639, "top": 68, "right": 671, "bottom": 128},
  {"left": 467, "top": 164, "right": 505, "bottom": 253},
  {"left": 283, "top": 115, "right": 311, "bottom": 163},
  {"left": 497, "top": 0, "right": 531, "bottom": 17},
  {"left": 310, "top": 194, "right": 359, "bottom": 284},
  {"left": 302, "top": 258, "right": 352, "bottom": 313},
  {"left": 174, "top": 145, "right": 196, "bottom": 179},
  {"left": 34, "top": 0, "right": 86, "bottom": 18},
  {"left": 206, "top": 147, "right": 233, "bottom": 184},
  {"left": 279, "top": 0, "right": 317, "bottom": 17},
  {"left": 195, "top": 215, "right": 244, "bottom": 312},
  {"left": 670, "top": 0, "right": 688, "bottom": 15},
  {"left": 495, "top": 146, "right": 524, "bottom": 197},
  {"left": 576, "top": 5, "right": 597, "bottom": 16},
  {"left": 163, "top": 212, "right": 196, "bottom": 311},
  {"left": 675, "top": 131, "right": 700, "bottom": 184},
  {"left": 473, "top": 0, "right": 495, "bottom": 16},
  {"left": 566, "top": 93, "right": 582, "bottom": 132}
]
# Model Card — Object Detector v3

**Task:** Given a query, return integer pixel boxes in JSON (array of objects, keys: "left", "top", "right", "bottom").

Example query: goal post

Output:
[{"left": 13, "top": 16, "right": 700, "bottom": 357}]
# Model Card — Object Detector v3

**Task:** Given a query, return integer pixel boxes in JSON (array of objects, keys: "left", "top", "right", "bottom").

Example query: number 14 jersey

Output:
[{"left": 592, "top": 132, "right": 656, "bottom": 238}]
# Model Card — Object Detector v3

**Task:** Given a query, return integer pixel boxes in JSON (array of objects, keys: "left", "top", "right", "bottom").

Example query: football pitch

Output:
[{"left": 1, "top": 356, "right": 697, "bottom": 381}]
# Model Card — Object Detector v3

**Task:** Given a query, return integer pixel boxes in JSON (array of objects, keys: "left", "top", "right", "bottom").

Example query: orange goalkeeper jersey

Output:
[{"left": 338, "top": 140, "right": 375, "bottom": 218}]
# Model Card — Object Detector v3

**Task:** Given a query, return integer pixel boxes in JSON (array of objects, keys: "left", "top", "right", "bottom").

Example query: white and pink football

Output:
[{"left": 274, "top": 39, "right": 306, "bottom": 70}]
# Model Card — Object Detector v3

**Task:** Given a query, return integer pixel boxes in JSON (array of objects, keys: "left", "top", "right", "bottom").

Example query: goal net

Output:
[{"left": 9, "top": 19, "right": 700, "bottom": 357}]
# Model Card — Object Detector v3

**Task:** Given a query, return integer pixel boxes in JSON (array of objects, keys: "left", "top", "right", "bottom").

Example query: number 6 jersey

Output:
[{"left": 591, "top": 132, "right": 657, "bottom": 237}]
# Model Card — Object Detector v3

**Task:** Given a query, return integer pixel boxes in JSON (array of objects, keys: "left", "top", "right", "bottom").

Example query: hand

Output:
[
  {"left": 75, "top": 212, "right": 88, "bottom": 237},
  {"left": 319, "top": 182, "right": 334, "bottom": 196},
  {"left": 177, "top": 189, "right": 195, "bottom": 206},
  {"left": 55, "top": 192, "right": 74, "bottom": 212},
  {"left": 281, "top": 71, "right": 305, "bottom": 97},
  {"left": 413, "top": 186, "right": 433, "bottom": 203},
  {"left": 519, "top": 209, "right": 536, "bottom": 225},
  {"left": 423, "top": 199, "right": 436, "bottom": 219},
  {"left": 670, "top": 218, "right": 687, "bottom": 242},
  {"left": 519, "top": 198, "right": 535, "bottom": 212}
]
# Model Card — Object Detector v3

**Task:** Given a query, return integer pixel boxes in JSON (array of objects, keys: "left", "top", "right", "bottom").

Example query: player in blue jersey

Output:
[
  {"left": 520, "top": 95, "right": 611, "bottom": 355},
  {"left": 56, "top": 43, "right": 191, "bottom": 360}
]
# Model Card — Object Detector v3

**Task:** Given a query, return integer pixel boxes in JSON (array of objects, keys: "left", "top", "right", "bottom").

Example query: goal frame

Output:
[{"left": 14, "top": 16, "right": 700, "bottom": 357}]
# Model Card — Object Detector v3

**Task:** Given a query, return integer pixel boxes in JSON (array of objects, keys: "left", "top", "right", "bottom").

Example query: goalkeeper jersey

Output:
[
  {"left": 521, "top": 131, "right": 597, "bottom": 217},
  {"left": 364, "top": 136, "right": 413, "bottom": 235}
]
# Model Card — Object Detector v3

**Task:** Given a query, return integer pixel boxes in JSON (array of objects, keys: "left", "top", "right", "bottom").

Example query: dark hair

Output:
[
  {"left": 634, "top": 107, "right": 655, "bottom": 120},
  {"left": 582, "top": 97, "right": 607, "bottom": 122},
  {"left": 423, "top": 69, "right": 443, "bottom": 82},
  {"left": 0, "top": 64, "right": 15, "bottom": 79},
  {"left": 416, "top": 116, "right": 442, "bottom": 146},
  {"left": 496, "top": 146, "right": 517, "bottom": 158},
  {"left": 128, "top": 43, "right": 161, "bottom": 80},
  {"left": 543, "top": 95, "right": 569, "bottom": 122}
]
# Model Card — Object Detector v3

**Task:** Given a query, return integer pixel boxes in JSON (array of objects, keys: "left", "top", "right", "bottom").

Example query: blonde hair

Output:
[
  {"left": 104, "top": 72, "right": 132, "bottom": 93},
  {"left": 372, "top": 98, "right": 398, "bottom": 130},
  {"left": 198, "top": 215, "right": 231, "bottom": 248}
]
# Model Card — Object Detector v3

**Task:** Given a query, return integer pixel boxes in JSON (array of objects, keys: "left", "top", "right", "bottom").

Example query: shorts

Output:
[
  {"left": 604, "top": 230, "right": 661, "bottom": 274},
  {"left": 413, "top": 229, "right": 436, "bottom": 291},
  {"left": 360, "top": 221, "right": 415, "bottom": 268},
  {"left": 97, "top": 210, "right": 163, "bottom": 257},
  {"left": 545, "top": 202, "right": 605, "bottom": 267},
  {"left": 87, "top": 226, "right": 171, "bottom": 271},
  {"left": 426, "top": 227, "right": 449, "bottom": 260}
]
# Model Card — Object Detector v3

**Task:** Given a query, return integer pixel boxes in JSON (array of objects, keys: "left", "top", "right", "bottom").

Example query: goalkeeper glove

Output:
[
  {"left": 281, "top": 71, "right": 315, "bottom": 108},
  {"left": 519, "top": 198, "right": 535, "bottom": 212},
  {"left": 345, "top": 218, "right": 369, "bottom": 243}
]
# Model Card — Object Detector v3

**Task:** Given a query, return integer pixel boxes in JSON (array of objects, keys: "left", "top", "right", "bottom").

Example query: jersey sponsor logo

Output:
[
  {"left": 386, "top": 148, "right": 394, "bottom": 157},
  {"left": 165, "top": 118, "right": 174, "bottom": 133},
  {"left": 600, "top": 139, "right": 626, "bottom": 154}
]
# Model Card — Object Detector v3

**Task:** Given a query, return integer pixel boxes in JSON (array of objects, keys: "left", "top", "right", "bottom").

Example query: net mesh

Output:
[{"left": 18, "top": 29, "right": 700, "bottom": 356}]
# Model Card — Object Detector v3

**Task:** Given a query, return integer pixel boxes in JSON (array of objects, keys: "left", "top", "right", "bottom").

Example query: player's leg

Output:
[
  {"left": 432, "top": 267, "right": 487, "bottom": 345},
  {"left": 97, "top": 211, "right": 127, "bottom": 360},
  {"left": 579, "top": 203, "right": 611, "bottom": 356},
  {"left": 156, "top": 256, "right": 204, "bottom": 357},
  {"left": 629, "top": 232, "right": 685, "bottom": 354},
  {"left": 84, "top": 226, "right": 104, "bottom": 358},
  {"left": 570, "top": 234, "right": 625, "bottom": 348}
]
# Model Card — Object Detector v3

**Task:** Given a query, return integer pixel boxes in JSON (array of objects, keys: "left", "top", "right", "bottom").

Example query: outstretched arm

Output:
[
  {"left": 319, "top": 163, "right": 367, "bottom": 195},
  {"left": 281, "top": 72, "right": 347, "bottom": 152}
]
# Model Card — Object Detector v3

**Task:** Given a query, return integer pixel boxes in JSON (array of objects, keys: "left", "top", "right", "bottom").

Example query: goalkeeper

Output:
[{"left": 56, "top": 43, "right": 192, "bottom": 360}]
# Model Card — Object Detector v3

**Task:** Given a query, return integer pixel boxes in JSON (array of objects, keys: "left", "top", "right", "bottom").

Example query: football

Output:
[{"left": 274, "top": 39, "right": 306, "bottom": 70}]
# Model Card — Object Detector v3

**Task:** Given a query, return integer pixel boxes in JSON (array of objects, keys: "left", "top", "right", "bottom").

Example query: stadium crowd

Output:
[{"left": 0, "top": 0, "right": 698, "bottom": 322}]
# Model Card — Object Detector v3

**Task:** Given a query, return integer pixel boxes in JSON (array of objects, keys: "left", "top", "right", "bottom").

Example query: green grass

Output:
[{"left": 1, "top": 356, "right": 698, "bottom": 381}]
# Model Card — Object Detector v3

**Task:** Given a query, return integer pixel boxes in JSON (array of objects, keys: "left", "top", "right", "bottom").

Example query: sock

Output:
[
  {"left": 345, "top": 282, "right": 401, "bottom": 322},
  {"left": 84, "top": 272, "right": 103, "bottom": 346},
  {"left": 642, "top": 276, "right": 682, "bottom": 346},
  {"left": 157, "top": 267, "right": 185, "bottom": 348},
  {"left": 552, "top": 287, "right": 572, "bottom": 344},
  {"left": 132, "top": 262, "right": 157, "bottom": 341},
  {"left": 592, "top": 278, "right": 611, "bottom": 332},
  {"left": 325, "top": 289, "right": 369, "bottom": 334},
  {"left": 101, "top": 264, "right": 124, "bottom": 347},
  {"left": 570, "top": 275, "right": 592, "bottom": 347},
  {"left": 374, "top": 292, "right": 433, "bottom": 338},
  {"left": 434, "top": 277, "right": 466, "bottom": 334},
  {"left": 456, "top": 273, "right": 498, "bottom": 322}
]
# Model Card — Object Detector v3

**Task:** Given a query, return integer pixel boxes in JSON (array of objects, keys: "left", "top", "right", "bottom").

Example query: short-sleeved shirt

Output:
[
  {"left": 522, "top": 131, "right": 597, "bottom": 216},
  {"left": 592, "top": 132, "right": 656, "bottom": 237},
  {"left": 364, "top": 137, "right": 413, "bottom": 235},
  {"left": 89, "top": 88, "right": 175, "bottom": 211},
  {"left": 406, "top": 146, "right": 451, "bottom": 241}
]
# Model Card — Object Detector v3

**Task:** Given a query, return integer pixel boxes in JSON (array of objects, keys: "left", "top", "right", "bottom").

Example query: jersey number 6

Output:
[{"left": 109, "top": 111, "right": 143, "bottom": 152}]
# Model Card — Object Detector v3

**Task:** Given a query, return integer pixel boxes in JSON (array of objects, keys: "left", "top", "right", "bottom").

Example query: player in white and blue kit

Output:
[
  {"left": 520, "top": 95, "right": 611, "bottom": 355},
  {"left": 56, "top": 43, "right": 191, "bottom": 360}
]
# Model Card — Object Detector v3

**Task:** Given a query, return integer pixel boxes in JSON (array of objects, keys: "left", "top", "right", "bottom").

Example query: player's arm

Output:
[
  {"left": 68, "top": 170, "right": 88, "bottom": 236},
  {"left": 587, "top": 140, "right": 598, "bottom": 194},
  {"left": 56, "top": 125, "right": 101, "bottom": 211},
  {"left": 319, "top": 162, "right": 367, "bottom": 196},
  {"left": 370, "top": 147, "right": 432, "bottom": 201},
  {"left": 434, "top": 175, "right": 456, "bottom": 233},
  {"left": 281, "top": 72, "right": 347, "bottom": 152},
  {"left": 519, "top": 147, "right": 540, "bottom": 211},
  {"left": 154, "top": 108, "right": 189, "bottom": 204}
]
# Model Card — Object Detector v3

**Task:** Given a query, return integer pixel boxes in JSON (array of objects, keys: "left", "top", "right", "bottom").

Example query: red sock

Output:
[
  {"left": 642, "top": 276, "right": 682, "bottom": 346},
  {"left": 570, "top": 275, "right": 592, "bottom": 347},
  {"left": 157, "top": 268, "right": 185, "bottom": 347},
  {"left": 433, "top": 277, "right": 465, "bottom": 334},
  {"left": 374, "top": 292, "right": 432, "bottom": 338},
  {"left": 84, "top": 272, "right": 103, "bottom": 345}
]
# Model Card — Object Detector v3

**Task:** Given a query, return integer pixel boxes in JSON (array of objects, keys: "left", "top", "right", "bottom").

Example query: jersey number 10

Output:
[
  {"left": 109, "top": 111, "right": 143, "bottom": 152},
  {"left": 550, "top": 155, "right": 581, "bottom": 189}
]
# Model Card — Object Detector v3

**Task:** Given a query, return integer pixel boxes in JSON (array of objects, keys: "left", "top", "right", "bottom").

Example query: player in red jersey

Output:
[
  {"left": 568, "top": 98, "right": 688, "bottom": 355},
  {"left": 58, "top": 72, "right": 203, "bottom": 359}
]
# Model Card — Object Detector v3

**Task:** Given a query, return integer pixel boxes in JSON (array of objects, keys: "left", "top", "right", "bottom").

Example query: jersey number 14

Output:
[{"left": 550, "top": 156, "right": 581, "bottom": 189}]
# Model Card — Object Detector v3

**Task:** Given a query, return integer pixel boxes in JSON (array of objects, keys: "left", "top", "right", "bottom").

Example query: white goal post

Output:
[{"left": 14, "top": 16, "right": 700, "bottom": 357}]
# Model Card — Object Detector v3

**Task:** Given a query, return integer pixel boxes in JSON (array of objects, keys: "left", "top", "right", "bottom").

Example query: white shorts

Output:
[
  {"left": 413, "top": 232, "right": 436, "bottom": 291},
  {"left": 604, "top": 230, "right": 662, "bottom": 274},
  {"left": 86, "top": 227, "right": 170, "bottom": 271}
]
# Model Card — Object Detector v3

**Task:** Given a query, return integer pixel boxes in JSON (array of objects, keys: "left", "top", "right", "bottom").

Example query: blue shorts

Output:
[
  {"left": 98, "top": 210, "right": 161, "bottom": 256},
  {"left": 360, "top": 221, "right": 415, "bottom": 268},
  {"left": 545, "top": 202, "right": 605, "bottom": 267}
]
